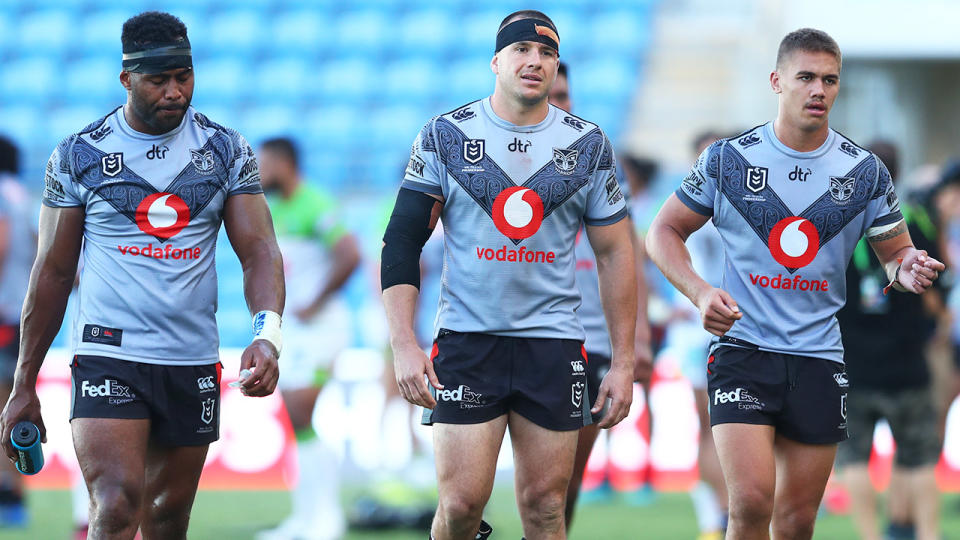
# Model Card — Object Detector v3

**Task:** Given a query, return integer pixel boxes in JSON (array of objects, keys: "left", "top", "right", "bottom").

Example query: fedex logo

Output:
[
  {"left": 436, "top": 385, "right": 483, "bottom": 405},
  {"left": 81, "top": 379, "right": 133, "bottom": 399}
]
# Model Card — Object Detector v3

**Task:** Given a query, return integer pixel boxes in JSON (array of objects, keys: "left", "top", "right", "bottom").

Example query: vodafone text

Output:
[
  {"left": 476, "top": 245, "right": 556, "bottom": 264},
  {"left": 749, "top": 273, "right": 828, "bottom": 292},
  {"left": 118, "top": 243, "right": 201, "bottom": 260}
]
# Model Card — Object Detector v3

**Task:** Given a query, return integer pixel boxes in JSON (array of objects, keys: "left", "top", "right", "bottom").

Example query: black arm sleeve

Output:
[{"left": 381, "top": 188, "right": 441, "bottom": 291}]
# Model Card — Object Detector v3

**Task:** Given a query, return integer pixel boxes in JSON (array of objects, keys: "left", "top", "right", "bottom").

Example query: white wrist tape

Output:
[{"left": 252, "top": 310, "right": 283, "bottom": 354}]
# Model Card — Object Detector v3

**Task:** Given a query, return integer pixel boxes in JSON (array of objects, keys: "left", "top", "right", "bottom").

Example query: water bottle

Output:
[{"left": 11, "top": 421, "right": 43, "bottom": 475}]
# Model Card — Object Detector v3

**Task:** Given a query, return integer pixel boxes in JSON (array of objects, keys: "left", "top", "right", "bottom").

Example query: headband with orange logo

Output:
[{"left": 495, "top": 18, "right": 560, "bottom": 54}]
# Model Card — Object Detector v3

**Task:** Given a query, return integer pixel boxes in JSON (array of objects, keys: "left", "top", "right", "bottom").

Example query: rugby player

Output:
[
  {"left": 257, "top": 137, "right": 361, "bottom": 540},
  {"left": 381, "top": 10, "right": 637, "bottom": 540},
  {"left": 0, "top": 12, "right": 284, "bottom": 539},
  {"left": 646, "top": 28, "right": 945, "bottom": 539},
  {"left": 547, "top": 62, "right": 654, "bottom": 532}
]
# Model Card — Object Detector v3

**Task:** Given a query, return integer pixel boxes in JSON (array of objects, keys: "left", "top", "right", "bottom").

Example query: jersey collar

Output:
[
  {"left": 115, "top": 105, "right": 192, "bottom": 141},
  {"left": 764, "top": 121, "right": 835, "bottom": 160},
  {"left": 480, "top": 97, "right": 557, "bottom": 134}
]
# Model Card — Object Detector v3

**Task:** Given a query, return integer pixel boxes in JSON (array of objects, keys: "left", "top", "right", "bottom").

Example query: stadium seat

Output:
[
  {"left": 396, "top": 10, "right": 455, "bottom": 54},
  {"left": 237, "top": 105, "right": 299, "bottom": 145},
  {"left": 315, "top": 57, "right": 377, "bottom": 102},
  {"left": 332, "top": 9, "right": 392, "bottom": 56},
  {"left": 46, "top": 106, "right": 104, "bottom": 142},
  {"left": 269, "top": 9, "right": 333, "bottom": 55},
  {"left": 447, "top": 57, "right": 495, "bottom": 104},
  {"left": 256, "top": 57, "right": 311, "bottom": 100},
  {"left": 207, "top": 8, "right": 264, "bottom": 53},
  {"left": 381, "top": 58, "right": 440, "bottom": 100},
  {"left": 17, "top": 9, "right": 74, "bottom": 55},
  {"left": 575, "top": 59, "right": 637, "bottom": 100},
  {"left": 368, "top": 104, "right": 423, "bottom": 148},
  {"left": 462, "top": 10, "right": 507, "bottom": 53},
  {"left": 0, "top": 107, "right": 41, "bottom": 148},
  {"left": 302, "top": 106, "right": 361, "bottom": 149},
  {"left": 590, "top": 10, "right": 652, "bottom": 51},
  {"left": 0, "top": 57, "right": 57, "bottom": 105},
  {"left": 64, "top": 57, "right": 124, "bottom": 103},
  {"left": 195, "top": 57, "right": 249, "bottom": 102},
  {"left": 78, "top": 10, "right": 129, "bottom": 55}
]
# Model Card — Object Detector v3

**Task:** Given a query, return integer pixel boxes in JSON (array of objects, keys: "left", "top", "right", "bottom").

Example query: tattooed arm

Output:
[{"left": 867, "top": 221, "right": 945, "bottom": 294}]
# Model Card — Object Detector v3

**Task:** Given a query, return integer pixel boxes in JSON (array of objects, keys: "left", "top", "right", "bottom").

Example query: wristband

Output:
[
  {"left": 252, "top": 310, "right": 283, "bottom": 355},
  {"left": 882, "top": 257, "right": 906, "bottom": 295}
]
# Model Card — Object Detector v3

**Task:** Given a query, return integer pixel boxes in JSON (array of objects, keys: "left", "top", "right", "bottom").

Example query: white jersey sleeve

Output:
[
  {"left": 226, "top": 131, "right": 263, "bottom": 196},
  {"left": 675, "top": 141, "right": 722, "bottom": 217},
  {"left": 583, "top": 133, "right": 627, "bottom": 225},
  {"left": 864, "top": 158, "right": 903, "bottom": 237},
  {"left": 401, "top": 117, "right": 445, "bottom": 198},
  {"left": 43, "top": 136, "right": 84, "bottom": 207}
]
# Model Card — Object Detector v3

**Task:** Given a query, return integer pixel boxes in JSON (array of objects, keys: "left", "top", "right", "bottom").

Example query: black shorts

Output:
[
  {"left": 585, "top": 352, "right": 611, "bottom": 422},
  {"left": 70, "top": 355, "right": 222, "bottom": 446},
  {"left": 0, "top": 324, "right": 18, "bottom": 384},
  {"left": 421, "top": 330, "right": 592, "bottom": 431},
  {"left": 707, "top": 345, "right": 848, "bottom": 444}
]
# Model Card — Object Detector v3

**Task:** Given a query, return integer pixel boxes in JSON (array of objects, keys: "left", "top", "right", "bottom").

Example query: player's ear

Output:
[
  {"left": 491, "top": 54, "right": 499, "bottom": 75},
  {"left": 770, "top": 70, "right": 782, "bottom": 94},
  {"left": 120, "top": 70, "right": 133, "bottom": 91}
]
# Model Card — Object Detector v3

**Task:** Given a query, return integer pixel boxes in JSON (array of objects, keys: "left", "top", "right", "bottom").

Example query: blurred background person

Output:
[
  {"left": 835, "top": 140, "right": 945, "bottom": 540},
  {"left": 257, "top": 137, "right": 362, "bottom": 540},
  {"left": 0, "top": 135, "right": 37, "bottom": 528}
]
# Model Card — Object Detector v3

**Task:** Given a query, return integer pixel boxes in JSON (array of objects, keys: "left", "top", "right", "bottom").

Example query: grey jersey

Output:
[
  {"left": 676, "top": 123, "right": 902, "bottom": 363},
  {"left": 402, "top": 98, "right": 627, "bottom": 340},
  {"left": 0, "top": 176, "right": 36, "bottom": 324},
  {"left": 573, "top": 227, "right": 610, "bottom": 357},
  {"left": 42, "top": 107, "right": 263, "bottom": 365}
]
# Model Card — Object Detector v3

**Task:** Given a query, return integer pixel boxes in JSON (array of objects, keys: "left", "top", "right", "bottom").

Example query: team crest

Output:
[
  {"left": 745, "top": 166, "right": 768, "bottom": 193},
  {"left": 829, "top": 176, "right": 856, "bottom": 202},
  {"left": 201, "top": 397, "right": 215, "bottom": 425},
  {"left": 553, "top": 148, "right": 579, "bottom": 175},
  {"left": 571, "top": 381, "right": 584, "bottom": 408},
  {"left": 463, "top": 139, "right": 485, "bottom": 164},
  {"left": 101, "top": 153, "right": 123, "bottom": 177},
  {"left": 190, "top": 149, "right": 215, "bottom": 174}
]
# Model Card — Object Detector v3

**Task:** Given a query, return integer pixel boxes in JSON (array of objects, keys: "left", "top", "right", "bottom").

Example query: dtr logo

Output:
[
  {"left": 768, "top": 217, "right": 819, "bottom": 268},
  {"left": 135, "top": 193, "right": 190, "bottom": 239},
  {"left": 492, "top": 187, "right": 544, "bottom": 240}
]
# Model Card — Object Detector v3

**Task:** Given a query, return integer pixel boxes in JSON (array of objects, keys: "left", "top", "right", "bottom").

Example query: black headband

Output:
[
  {"left": 495, "top": 19, "right": 560, "bottom": 54},
  {"left": 122, "top": 38, "right": 193, "bottom": 74}
]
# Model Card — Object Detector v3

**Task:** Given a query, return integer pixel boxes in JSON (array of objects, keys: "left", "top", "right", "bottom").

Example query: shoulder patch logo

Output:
[
  {"left": 839, "top": 142, "right": 860, "bottom": 158},
  {"left": 90, "top": 124, "right": 113, "bottom": 142},
  {"left": 829, "top": 176, "right": 856, "bottom": 203},
  {"left": 190, "top": 149, "right": 215, "bottom": 174},
  {"left": 745, "top": 166, "right": 768, "bottom": 193},
  {"left": 463, "top": 139, "right": 485, "bottom": 164},
  {"left": 562, "top": 116, "right": 585, "bottom": 131},
  {"left": 738, "top": 132, "right": 761, "bottom": 148},
  {"left": 101, "top": 152, "right": 123, "bottom": 177},
  {"left": 553, "top": 148, "right": 579, "bottom": 175},
  {"left": 452, "top": 107, "right": 475, "bottom": 122}
]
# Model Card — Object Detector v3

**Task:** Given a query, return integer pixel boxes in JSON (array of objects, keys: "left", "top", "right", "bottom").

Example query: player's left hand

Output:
[
  {"left": 633, "top": 341, "right": 653, "bottom": 385},
  {"left": 293, "top": 305, "right": 319, "bottom": 323},
  {"left": 593, "top": 363, "right": 633, "bottom": 429},
  {"left": 239, "top": 340, "right": 280, "bottom": 397},
  {"left": 896, "top": 249, "right": 945, "bottom": 294}
]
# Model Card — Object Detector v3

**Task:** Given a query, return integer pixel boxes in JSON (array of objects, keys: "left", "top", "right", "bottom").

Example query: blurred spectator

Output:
[
  {"left": 0, "top": 135, "right": 36, "bottom": 528},
  {"left": 835, "top": 140, "right": 943, "bottom": 540}
]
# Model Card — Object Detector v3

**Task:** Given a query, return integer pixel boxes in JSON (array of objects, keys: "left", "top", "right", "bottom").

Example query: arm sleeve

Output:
[
  {"left": 675, "top": 141, "right": 721, "bottom": 217},
  {"left": 226, "top": 131, "right": 264, "bottom": 196},
  {"left": 864, "top": 156, "right": 904, "bottom": 238},
  {"left": 42, "top": 137, "right": 83, "bottom": 208},
  {"left": 583, "top": 132, "right": 628, "bottom": 226},
  {"left": 400, "top": 118, "right": 445, "bottom": 197}
]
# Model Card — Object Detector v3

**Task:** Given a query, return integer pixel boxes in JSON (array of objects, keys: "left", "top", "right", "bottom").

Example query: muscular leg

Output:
[
  {"left": 73, "top": 418, "right": 151, "bottom": 540},
  {"left": 843, "top": 463, "right": 879, "bottom": 540},
  {"left": 770, "top": 435, "right": 837, "bottom": 540},
  {"left": 895, "top": 465, "right": 939, "bottom": 540},
  {"left": 563, "top": 423, "right": 600, "bottom": 529},
  {"left": 432, "top": 416, "right": 508, "bottom": 540},
  {"left": 510, "top": 413, "right": 579, "bottom": 540},
  {"left": 140, "top": 443, "right": 209, "bottom": 540},
  {"left": 713, "top": 423, "right": 776, "bottom": 540},
  {"left": 695, "top": 389, "right": 728, "bottom": 513}
]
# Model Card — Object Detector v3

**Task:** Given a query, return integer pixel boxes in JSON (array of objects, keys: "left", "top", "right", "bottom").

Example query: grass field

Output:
[{"left": 3, "top": 488, "right": 960, "bottom": 539}]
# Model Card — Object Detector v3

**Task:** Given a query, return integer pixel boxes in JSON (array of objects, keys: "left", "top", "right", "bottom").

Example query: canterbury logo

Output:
[{"left": 535, "top": 24, "right": 560, "bottom": 45}]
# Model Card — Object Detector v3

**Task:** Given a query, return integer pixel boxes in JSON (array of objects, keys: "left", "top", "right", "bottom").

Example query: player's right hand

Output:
[
  {"left": 393, "top": 343, "right": 443, "bottom": 409},
  {"left": 239, "top": 340, "right": 280, "bottom": 397},
  {"left": 695, "top": 287, "right": 742, "bottom": 336},
  {"left": 0, "top": 386, "right": 46, "bottom": 463}
]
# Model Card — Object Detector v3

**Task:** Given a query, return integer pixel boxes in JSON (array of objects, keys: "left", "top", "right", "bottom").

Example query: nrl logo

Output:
[
  {"left": 190, "top": 149, "right": 215, "bottom": 174},
  {"left": 101, "top": 152, "right": 123, "bottom": 177},
  {"left": 201, "top": 397, "right": 216, "bottom": 424},
  {"left": 463, "top": 139, "right": 485, "bottom": 165},
  {"left": 571, "top": 381, "right": 585, "bottom": 408},
  {"left": 829, "top": 176, "right": 856, "bottom": 202},
  {"left": 553, "top": 148, "right": 579, "bottom": 175},
  {"left": 745, "top": 166, "right": 768, "bottom": 193}
]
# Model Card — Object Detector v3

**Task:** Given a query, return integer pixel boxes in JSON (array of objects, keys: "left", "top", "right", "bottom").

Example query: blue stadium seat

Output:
[
  {"left": 397, "top": 10, "right": 455, "bottom": 54},
  {"left": 332, "top": 9, "right": 391, "bottom": 56},
  {"left": 256, "top": 57, "right": 311, "bottom": 100},
  {"left": 462, "top": 10, "right": 504, "bottom": 53},
  {"left": 315, "top": 57, "right": 377, "bottom": 102},
  {"left": 302, "top": 106, "right": 361, "bottom": 149},
  {"left": 78, "top": 10, "right": 129, "bottom": 55},
  {"left": 65, "top": 57, "right": 124, "bottom": 103},
  {"left": 0, "top": 57, "right": 57, "bottom": 105},
  {"left": 17, "top": 9, "right": 74, "bottom": 55},
  {"left": 302, "top": 151, "right": 349, "bottom": 188},
  {"left": 238, "top": 105, "right": 299, "bottom": 145},
  {"left": 368, "top": 105, "right": 422, "bottom": 149},
  {"left": 46, "top": 106, "right": 103, "bottom": 141},
  {"left": 590, "top": 10, "right": 651, "bottom": 51},
  {"left": 382, "top": 58, "right": 439, "bottom": 100},
  {"left": 448, "top": 56, "right": 494, "bottom": 104},
  {"left": 575, "top": 59, "right": 637, "bottom": 100},
  {"left": 0, "top": 107, "right": 41, "bottom": 148},
  {"left": 269, "top": 9, "right": 333, "bottom": 55},
  {"left": 207, "top": 8, "right": 263, "bottom": 53},
  {"left": 195, "top": 57, "right": 249, "bottom": 102}
]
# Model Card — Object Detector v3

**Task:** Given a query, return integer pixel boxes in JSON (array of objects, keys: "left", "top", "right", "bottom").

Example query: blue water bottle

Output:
[{"left": 11, "top": 421, "right": 43, "bottom": 475}]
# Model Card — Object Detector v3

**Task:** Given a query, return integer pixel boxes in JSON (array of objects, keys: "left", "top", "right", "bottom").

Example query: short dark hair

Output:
[
  {"left": 557, "top": 61, "right": 568, "bottom": 79},
  {"left": 261, "top": 137, "right": 299, "bottom": 170},
  {"left": 867, "top": 140, "right": 899, "bottom": 180},
  {"left": 122, "top": 11, "right": 188, "bottom": 51},
  {"left": 0, "top": 135, "right": 18, "bottom": 175},
  {"left": 776, "top": 28, "right": 841, "bottom": 70},
  {"left": 498, "top": 10, "right": 554, "bottom": 32}
]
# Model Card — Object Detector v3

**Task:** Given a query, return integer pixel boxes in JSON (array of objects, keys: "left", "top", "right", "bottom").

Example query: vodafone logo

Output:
[
  {"left": 492, "top": 187, "right": 543, "bottom": 240},
  {"left": 135, "top": 193, "right": 190, "bottom": 239},
  {"left": 768, "top": 217, "right": 819, "bottom": 268}
]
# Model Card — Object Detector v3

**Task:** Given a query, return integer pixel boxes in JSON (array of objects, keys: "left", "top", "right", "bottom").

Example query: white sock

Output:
[
  {"left": 293, "top": 437, "right": 345, "bottom": 535},
  {"left": 690, "top": 481, "right": 723, "bottom": 532}
]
